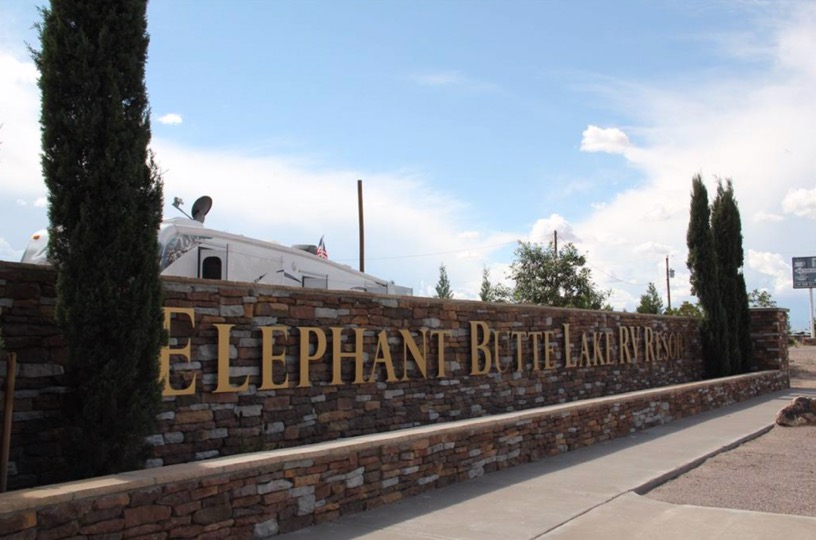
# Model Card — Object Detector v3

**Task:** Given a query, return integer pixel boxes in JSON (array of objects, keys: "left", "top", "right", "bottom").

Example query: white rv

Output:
[{"left": 20, "top": 196, "right": 413, "bottom": 296}]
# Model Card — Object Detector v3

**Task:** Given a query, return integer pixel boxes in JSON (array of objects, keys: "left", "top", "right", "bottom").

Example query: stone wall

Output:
[
  {"left": 0, "top": 262, "right": 790, "bottom": 491},
  {"left": 0, "top": 370, "right": 789, "bottom": 539},
  {"left": 1, "top": 262, "right": 708, "bottom": 489}
]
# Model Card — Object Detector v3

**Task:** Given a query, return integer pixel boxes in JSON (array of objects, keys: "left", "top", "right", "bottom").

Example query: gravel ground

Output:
[{"left": 645, "top": 345, "right": 816, "bottom": 517}]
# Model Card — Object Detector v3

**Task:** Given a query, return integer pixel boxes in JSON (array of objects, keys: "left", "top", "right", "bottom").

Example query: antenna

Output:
[{"left": 171, "top": 197, "right": 193, "bottom": 220}]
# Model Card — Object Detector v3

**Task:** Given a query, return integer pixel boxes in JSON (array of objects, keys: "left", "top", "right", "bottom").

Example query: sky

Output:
[{"left": 0, "top": 0, "right": 814, "bottom": 330}]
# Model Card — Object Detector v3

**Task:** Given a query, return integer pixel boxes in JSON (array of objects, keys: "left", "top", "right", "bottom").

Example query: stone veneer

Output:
[
  {"left": 748, "top": 308, "right": 790, "bottom": 371},
  {"left": 0, "top": 370, "right": 789, "bottom": 539},
  {"left": 0, "top": 262, "right": 791, "bottom": 491}
]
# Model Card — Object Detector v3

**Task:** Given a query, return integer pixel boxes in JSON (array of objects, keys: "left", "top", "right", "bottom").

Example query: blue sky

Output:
[{"left": 1, "top": 1, "right": 814, "bottom": 330}]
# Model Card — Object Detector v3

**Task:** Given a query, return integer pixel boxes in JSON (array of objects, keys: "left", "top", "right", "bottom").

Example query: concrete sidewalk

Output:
[{"left": 278, "top": 387, "right": 816, "bottom": 540}]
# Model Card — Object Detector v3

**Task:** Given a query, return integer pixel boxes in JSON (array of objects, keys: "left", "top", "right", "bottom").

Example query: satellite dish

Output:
[{"left": 191, "top": 196, "right": 213, "bottom": 223}]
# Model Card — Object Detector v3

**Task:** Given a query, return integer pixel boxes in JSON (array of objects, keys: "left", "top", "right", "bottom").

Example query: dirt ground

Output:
[
  {"left": 789, "top": 344, "right": 816, "bottom": 389},
  {"left": 645, "top": 345, "right": 816, "bottom": 517}
]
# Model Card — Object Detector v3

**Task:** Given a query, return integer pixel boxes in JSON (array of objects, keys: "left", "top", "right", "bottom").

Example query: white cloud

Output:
[
  {"left": 157, "top": 113, "right": 183, "bottom": 125},
  {"left": 580, "top": 125, "right": 632, "bottom": 154},
  {"left": 15, "top": 199, "right": 26, "bottom": 206},
  {"left": 529, "top": 214, "right": 578, "bottom": 244},
  {"left": 747, "top": 250, "right": 791, "bottom": 293},
  {"left": 0, "top": 52, "right": 43, "bottom": 197},
  {"left": 781, "top": 187, "right": 816, "bottom": 219}
]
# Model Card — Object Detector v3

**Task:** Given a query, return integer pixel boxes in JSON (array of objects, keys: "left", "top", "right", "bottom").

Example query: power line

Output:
[{"left": 331, "top": 240, "right": 521, "bottom": 262}]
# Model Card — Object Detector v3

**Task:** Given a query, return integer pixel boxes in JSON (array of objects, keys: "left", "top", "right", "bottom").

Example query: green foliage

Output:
[
  {"left": 479, "top": 267, "right": 513, "bottom": 303},
  {"left": 492, "top": 283, "right": 514, "bottom": 303},
  {"left": 711, "top": 179, "right": 752, "bottom": 373},
  {"left": 636, "top": 282, "right": 664, "bottom": 314},
  {"left": 748, "top": 289, "right": 777, "bottom": 308},
  {"left": 686, "top": 175, "right": 753, "bottom": 377},
  {"left": 479, "top": 267, "right": 493, "bottom": 302},
  {"left": 686, "top": 175, "right": 730, "bottom": 377},
  {"left": 35, "top": 0, "right": 164, "bottom": 480},
  {"left": 666, "top": 300, "right": 704, "bottom": 318},
  {"left": 434, "top": 264, "right": 453, "bottom": 299},
  {"left": 509, "top": 241, "right": 609, "bottom": 309}
]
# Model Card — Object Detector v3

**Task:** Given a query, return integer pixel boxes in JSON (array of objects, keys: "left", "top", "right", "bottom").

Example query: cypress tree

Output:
[
  {"left": 686, "top": 175, "right": 730, "bottom": 376},
  {"left": 711, "top": 180, "right": 752, "bottom": 373},
  {"left": 35, "top": 0, "right": 164, "bottom": 479}
]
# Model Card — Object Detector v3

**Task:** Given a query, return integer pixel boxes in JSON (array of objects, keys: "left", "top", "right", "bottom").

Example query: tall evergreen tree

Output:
[
  {"left": 434, "top": 264, "right": 453, "bottom": 299},
  {"left": 686, "top": 175, "right": 730, "bottom": 376},
  {"left": 711, "top": 180, "right": 752, "bottom": 372},
  {"left": 36, "top": 0, "right": 164, "bottom": 479}
]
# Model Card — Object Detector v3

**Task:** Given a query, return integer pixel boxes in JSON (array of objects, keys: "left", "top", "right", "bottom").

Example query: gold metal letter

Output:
[
  {"left": 470, "top": 321, "right": 492, "bottom": 375},
  {"left": 543, "top": 330, "right": 556, "bottom": 369},
  {"left": 579, "top": 332, "right": 591, "bottom": 367},
  {"left": 214, "top": 323, "right": 249, "bottom": 393},
  {"left": 160, "top": 307, "right": 197, "bottom": 396},
  {"left": 431, "top": 330, "right": 452, "bottom": 377},
  {"left": 511, "top": 331, "right": 526, "bottom": 371},
  {"left": 605, "top": 331, "right": 613, "bottom": 365},
  {"left": 331, "top": 327, "right": 366, "bottom": 385},
  {"left": 370, "top": 330, "right": 398, "bottom": 383},
  {"left": 644, "top": 327, "right": 655, "bottom": 362},
  {"left": 260, "top": 326, "right": 289, "bottom": 390},
  {"left": 563, "top": 324, "right": 577, "bottom": 367},
  {"left": 529, "top": 331, "right": 543, "bottom": 371},
  {"left": 400, "top": 329, "right": 428, "bottom": 380},
  {"left": 630, "top": 326, "right": 642, "bottom": 362},
  {"left": 493, "top": 331, "right": 509, "bottom": 373},
  {"left": 298, "top": 327, "right": 327, "bottom": 388},
  {"left": 592, "top": 332, "right": 604, "bottom": 366}
]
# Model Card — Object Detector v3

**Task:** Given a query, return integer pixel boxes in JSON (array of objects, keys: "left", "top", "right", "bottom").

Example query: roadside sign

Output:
[{"left": 792, "top": 256, "right": 816, "bottom": 289}]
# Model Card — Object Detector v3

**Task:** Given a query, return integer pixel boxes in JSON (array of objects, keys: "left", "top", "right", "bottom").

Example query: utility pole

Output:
[
  {"left": 666, "top": 255, "right": 673, "bottom": 312},
  {"left": 357, "top": 180, "right": 365, "bottom": 273},
  {"left": 554, "top": 230, "right": 558, "bottom": 260}
]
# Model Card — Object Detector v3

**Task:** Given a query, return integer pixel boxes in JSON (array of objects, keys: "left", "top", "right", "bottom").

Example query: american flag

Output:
[{"left": 316, "top": 236, "right": 328, "bottom": 259}]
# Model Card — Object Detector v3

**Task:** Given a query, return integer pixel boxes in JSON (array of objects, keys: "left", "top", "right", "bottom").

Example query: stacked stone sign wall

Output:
[
  {"left": 0, "top": 261, "right": 786, "bottom": 491},
  {"left": 0, "top": 370, "right": 790, "bottom": 539}
]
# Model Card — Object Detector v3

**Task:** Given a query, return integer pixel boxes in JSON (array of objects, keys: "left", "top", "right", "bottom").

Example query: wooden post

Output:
[{"left": 1, "top": 352, "right": 16, "bottom": 492}]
